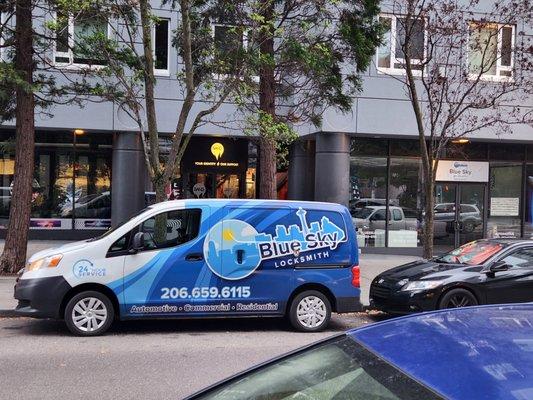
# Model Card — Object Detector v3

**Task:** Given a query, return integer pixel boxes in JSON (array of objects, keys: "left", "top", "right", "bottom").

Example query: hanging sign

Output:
[
  {"left": 435, "top": 161, "right": 489, "bottom": 182},
  {"left": 193, "top": 183, "right": 206, "bottom": 198}
]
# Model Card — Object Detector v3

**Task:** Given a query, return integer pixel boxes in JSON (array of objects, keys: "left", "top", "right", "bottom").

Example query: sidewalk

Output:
[{"left": 0, "top": 244, "right": 419, "bottom": 316}]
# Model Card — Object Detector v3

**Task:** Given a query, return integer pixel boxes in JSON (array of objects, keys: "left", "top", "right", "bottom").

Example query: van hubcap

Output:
[
  {"left": 296, "top": 296, "right": 326, "bottom": 328},
  {"left": 72, "top": 297, "right": 107, "bottom": 332}
]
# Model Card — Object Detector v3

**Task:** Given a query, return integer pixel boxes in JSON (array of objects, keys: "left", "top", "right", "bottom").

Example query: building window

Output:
[
  {"left": 468, "top": 22, "right": 514, "bottom": 80},
  {"left": 387, "top": 158, "right": 423, "bottom": 248},
  {"left": 55, "top": 12, "right": 108, "bottom": 67},
  {"left": 526, "top": 165, "right": 533, "bottom": 240},
  {"left": 487, "top": 164, "right": 522, "bottom": 240},
  {"left": 153, "top": 18, "right": 170, "bottom": 75},
  {"left": 377, "top": 15, "right": 426, "bottom": 75},
  {"left": 0, "top": 12, "right": 6, "bottom": 60},
  {"left": 350, "top": 156, "right": 388, "bottom": 248},
  {"left": 0, "top": 131, "right": 113, "bottom": 230},
  {"left": 212, "top": 24, "right": 246, "bottom": 76}
]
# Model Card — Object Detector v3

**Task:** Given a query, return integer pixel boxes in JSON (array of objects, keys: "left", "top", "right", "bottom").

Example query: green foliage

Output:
[
  {"left": 0, "top": 63, "right": 18, "bottom": 122},
  {"left": 245, "top": 111, "right": 298, "bottom": 170},
  {"left": 241, "top": 0, "right": 382, "bottom": 127}
]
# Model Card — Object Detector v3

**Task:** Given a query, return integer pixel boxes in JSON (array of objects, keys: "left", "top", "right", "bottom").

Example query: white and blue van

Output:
[{"left": 14, "top": 200, "right": 361, "bottom": 335}]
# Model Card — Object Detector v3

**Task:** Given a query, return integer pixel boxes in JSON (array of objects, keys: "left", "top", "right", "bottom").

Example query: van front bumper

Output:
[{"left": 14, "top": 276, "right": 71, "bottom": 319}]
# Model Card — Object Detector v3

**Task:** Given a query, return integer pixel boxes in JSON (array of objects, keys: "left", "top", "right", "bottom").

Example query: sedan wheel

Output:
[{"left": 438, "top": 288, "right": 478, "bottom": 310}]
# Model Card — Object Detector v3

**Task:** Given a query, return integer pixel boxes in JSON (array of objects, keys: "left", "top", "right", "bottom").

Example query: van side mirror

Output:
[{"left": 131, "top": 232, "right": 145, "bottom": 253}]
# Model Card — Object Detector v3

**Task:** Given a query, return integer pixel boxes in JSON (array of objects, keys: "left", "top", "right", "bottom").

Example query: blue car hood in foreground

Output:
[{"left": 351, "top": 304, "right": 533, "bottom": 400}]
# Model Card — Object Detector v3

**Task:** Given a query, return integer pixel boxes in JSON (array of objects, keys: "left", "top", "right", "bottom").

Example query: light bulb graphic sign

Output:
[{"left": 211, "top": 143, "right": 224, "bottom": 161}]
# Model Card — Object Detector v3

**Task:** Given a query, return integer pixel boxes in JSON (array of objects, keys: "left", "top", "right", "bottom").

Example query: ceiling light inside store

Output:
[
  {"left": 74, "top": 129, "right": 85, "bottom": 136},
  {"left": 451, "top": 138, "right": 470, "bottom": 144}
]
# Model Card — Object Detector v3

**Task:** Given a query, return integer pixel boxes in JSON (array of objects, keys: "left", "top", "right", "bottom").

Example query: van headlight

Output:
[
  {"left": 401, "top": 280, "right": 441, "bottom": 291},
  {"left": 26, "top": 254, "right": 63, "bottom": 272}
]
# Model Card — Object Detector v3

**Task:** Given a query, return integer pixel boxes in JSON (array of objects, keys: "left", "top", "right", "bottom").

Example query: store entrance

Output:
[
  {"left": 184, "top": 172, "right": 243, "bottom": 199},
  {"left": 433, "top": 183, "right": 486, "bottom": 248}
]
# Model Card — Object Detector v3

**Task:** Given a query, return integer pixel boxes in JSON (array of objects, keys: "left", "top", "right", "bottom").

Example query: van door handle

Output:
[
  {"left": 186, "top": 253, "right": 203, "bottom": 262},
  {"left": 236, "top": 249, "right": 244, "bottom": 264}
]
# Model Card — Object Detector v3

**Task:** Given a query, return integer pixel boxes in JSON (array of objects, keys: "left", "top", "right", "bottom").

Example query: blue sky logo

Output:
[{"left": 203, "top": 208, "right": 346, "bottom": 280}]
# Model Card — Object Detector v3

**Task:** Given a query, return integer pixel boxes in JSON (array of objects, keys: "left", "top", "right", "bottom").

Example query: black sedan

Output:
[{"left": 370, "top": 239, "right": 533, "bottom": 314}]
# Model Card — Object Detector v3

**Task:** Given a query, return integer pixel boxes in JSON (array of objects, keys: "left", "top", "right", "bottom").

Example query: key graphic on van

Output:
[{"left": 204, "top": 208, "right": 346, "bottom": 280}]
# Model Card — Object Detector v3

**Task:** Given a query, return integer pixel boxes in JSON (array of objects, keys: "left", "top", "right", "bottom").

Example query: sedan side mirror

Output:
[
  {"left": 487, "top": 261, "right": 511, "bottom": 274},
  {"left": 130, "top": 232, "right": 145, "bottom": 253}
]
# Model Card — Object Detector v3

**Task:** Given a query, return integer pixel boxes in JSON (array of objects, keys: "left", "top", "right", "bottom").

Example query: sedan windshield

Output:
[
  {"left": 191, "top": 336, "right": 441, "bottom": 400},
  {"left": 437, "top": 241, "right": 505, "bottom": 265}
]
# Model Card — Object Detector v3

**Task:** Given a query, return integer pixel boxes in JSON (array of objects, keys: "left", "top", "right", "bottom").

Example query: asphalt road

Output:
[{"left": 0, "top": 313, "right": 387, "bottom": 400}]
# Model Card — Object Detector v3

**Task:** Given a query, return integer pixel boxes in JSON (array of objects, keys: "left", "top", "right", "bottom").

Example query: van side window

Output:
[{"left": 139, "top": 209, "right": 201, "bottom": 251}]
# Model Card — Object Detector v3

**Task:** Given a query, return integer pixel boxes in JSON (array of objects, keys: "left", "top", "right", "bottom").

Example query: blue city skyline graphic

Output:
[{"left": 204, "top": 208, "right": 346, "bottom": 280}]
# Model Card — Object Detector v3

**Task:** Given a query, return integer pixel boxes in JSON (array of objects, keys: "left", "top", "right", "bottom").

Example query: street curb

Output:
[{"left": 0, "top": 309, "right": 19, "bottom": 318}]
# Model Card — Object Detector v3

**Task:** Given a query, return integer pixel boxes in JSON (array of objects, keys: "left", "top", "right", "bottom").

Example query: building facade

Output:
[
  {"left": 0, "top": 1, "right": 531, "bottom": 252},
  {"left": 287, "top": 2, "right": 533, "bottom": 253},
  {"left": 0, "top": 3, "right": 259, "bottom": 239}
]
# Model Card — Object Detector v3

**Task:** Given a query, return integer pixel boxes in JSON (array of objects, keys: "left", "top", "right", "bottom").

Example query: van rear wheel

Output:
[
  {"left": 64, "top": 291, "right": 114, "bottom": 336},
  {"left": 289, "top": 290, "right": 331, "bottom": 332}
]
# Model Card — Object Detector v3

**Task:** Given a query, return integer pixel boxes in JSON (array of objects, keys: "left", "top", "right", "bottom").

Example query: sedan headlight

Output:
[
  {"left": 26, "top": 254, "right": 63, "bottom": 272},
  {"left": 401, "top": 280, "right": 442, "bottom": 291}
]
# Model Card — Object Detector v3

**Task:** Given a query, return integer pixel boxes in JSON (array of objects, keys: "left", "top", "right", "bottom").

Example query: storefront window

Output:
[
  {"left": 487, "top": 164, "right": 522, "bottom": 239},
  {"left": 246, "top": 168, "right": 256, "bottom": 199},
  {"left": 489, "top": 143, "right": 525, "bottom": 161},
  {"left": 387, "top": 158, "right": 423, "bottom": 247},
  {"left": 350, "top": 156, "right": 387, "bottom": 247},
  {"left": 31, "top": 151, "right": 73, "bottom": 229},
  {"left": 0, "top": 153, "right": 14, "bottom": 227},
  {"left": 525, "top": 165, "right": 533, "bottom": 239},
  {"left": 0, "top": 131, "right": 112, "bottom": 230},
  {"left": 390, "top": 140, "right": 419, "bottom": 157},
  {"left": 246, "top": 141, "right": 257, "bottom": 199},
  {"left": 445, "top": 142, "right": 488, "bottom": 160},
  {"left": 216, "top": 174, "right": 239, "bottom": 198},
  {"left": 72, "top": 154, "right": 112, "bottom": 229}
]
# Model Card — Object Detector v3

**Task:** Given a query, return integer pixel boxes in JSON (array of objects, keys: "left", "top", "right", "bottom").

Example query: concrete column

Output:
[
  {"left": 111, "top": 131, "right": 146, "bottom": 227},
  {"left": 288, "top": 140, "right": 315, "bottom": 201},
  {"left": 314, "top": 132, "right": 350, "bottom": 206}
]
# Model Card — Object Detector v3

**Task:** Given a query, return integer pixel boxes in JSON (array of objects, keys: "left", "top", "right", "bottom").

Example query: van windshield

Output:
[{"left": 86, "top": 207, "right": 152, "bottom": 242}]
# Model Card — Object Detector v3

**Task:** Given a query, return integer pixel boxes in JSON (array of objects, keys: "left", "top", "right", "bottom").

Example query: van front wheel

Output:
[
  {"left": 289, "top": 290, "right": 331, "bottom": 332},
  {"left": 64, "top": 291, "right": 114, "bottom": 336}
]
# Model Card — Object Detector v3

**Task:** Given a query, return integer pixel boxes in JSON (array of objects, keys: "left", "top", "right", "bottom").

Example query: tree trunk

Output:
[
  {"left": 138, "top": 0, "right": 160, "bottom": 174},
  {"left": 259, "top": 137, "right": 276, "bottom": 199},
  {"left": 258, "top": 0, "right": 277, "bottom": 199},
  {"left": 423, "top": 172, "right": 435, "bottom": 259},
  {"left": 0, "top": 0, "right": 34, "bottom": 274},
  {"left": 154, "top": 180, "right": 166, "bottom": 203}
]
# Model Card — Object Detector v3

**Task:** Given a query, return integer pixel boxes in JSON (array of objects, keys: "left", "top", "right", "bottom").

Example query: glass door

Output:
[
  {"left": 434, "top": 183, "right": 485, "bottom": 248},
  {"left": 434, "top": 184, "right": 457, "bottom": 247},
  {"left": 187, "top": 173, "right": 215, "bottom": 198},
  {"left": 457, "top": 183, "right": 485, "bottom": 246},
  {"left": 215, "top": 174, "right": 240, "bottom": 198}
]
